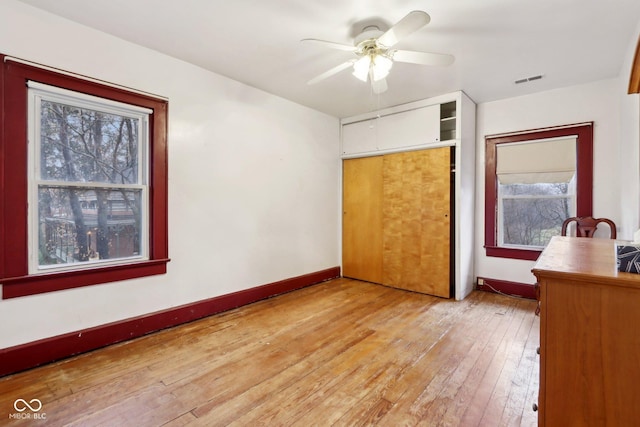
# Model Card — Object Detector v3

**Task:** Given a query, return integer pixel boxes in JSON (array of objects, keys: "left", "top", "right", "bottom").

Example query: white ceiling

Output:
[{"left": 17, "top": 0, "right": 640, "bottom": 118}]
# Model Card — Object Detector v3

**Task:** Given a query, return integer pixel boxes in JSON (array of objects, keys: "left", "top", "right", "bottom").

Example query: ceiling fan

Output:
[{"left": 302, "top": 11, "right": 454, "bottom": 94}]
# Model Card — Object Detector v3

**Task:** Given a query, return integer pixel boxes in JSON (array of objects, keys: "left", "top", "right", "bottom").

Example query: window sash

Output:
[
  {"left": 27, "top": 80, "right": 153, "bottom": 115},
  {"left": 500, "top": 194, "right": 575, "bottom": 200},
  {"left": 27, "top": 82, "right": 150, "bottom": 274},
  {"left": 497, "top": 191, "right": 576, "bottom": 249}
]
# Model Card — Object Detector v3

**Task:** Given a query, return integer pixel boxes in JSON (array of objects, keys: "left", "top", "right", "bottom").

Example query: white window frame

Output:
[{"left": 27, "top": 81, "right": 151, "bottom": 274}]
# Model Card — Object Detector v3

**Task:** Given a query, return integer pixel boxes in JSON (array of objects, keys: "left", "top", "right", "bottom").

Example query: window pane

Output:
[
  {"left": 38, "top": 187, "right": 142, "bottom": 267},
  {"left": 500, "top": 182, "right": 570, "bottom": 196},
  {"left": 40, "top": 100, "right": 139, "bottom": 184},
  {"left": 502, "top": 197, "right": 572, "bottom": 247}
]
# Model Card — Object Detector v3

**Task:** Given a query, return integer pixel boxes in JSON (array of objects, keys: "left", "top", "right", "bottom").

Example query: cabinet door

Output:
[
  {"left": 382, "top": 148, "right": 452, "bottom": 297},
  {"left": 377, "top": 105, "right": 440, "bottom": 150},
  {"left": 342, "top": 156, "right": 384, "bottom": 283},
  {"left": 342, "top": 119, "right": 378, "bottom": 155},
  {"left": 341, "top": 105, "right": 440, "bottom": 156}
]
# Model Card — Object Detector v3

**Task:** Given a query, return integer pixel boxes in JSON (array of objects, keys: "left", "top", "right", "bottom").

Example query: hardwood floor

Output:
[{"left": 0, "top": 278, "right": 539, "bottom": 426}]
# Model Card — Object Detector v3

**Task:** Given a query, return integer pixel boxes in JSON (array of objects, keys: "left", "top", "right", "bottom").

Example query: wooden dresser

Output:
[{"left": 532, "top": 236, "right": 640, "bottom": 426}]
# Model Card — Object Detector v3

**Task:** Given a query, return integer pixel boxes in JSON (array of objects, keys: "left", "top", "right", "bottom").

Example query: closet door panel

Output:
[
  {"left": 382, "top": 148, "right": 451, "bottom": 297},
  {"left": 342, "top": 156, "right": 384, "bottom": 283},
  {"left": 419, "top": 147, "right": 452, "bottom": 298}
]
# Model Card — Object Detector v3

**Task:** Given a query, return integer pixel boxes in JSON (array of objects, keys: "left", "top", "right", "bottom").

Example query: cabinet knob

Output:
[{"left": 532, "top": 403, "right": 538, "bottom": 412}]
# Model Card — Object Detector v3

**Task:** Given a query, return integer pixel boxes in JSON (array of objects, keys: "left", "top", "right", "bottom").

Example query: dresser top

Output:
[{"left": 532, "top": 236, "right": 640, "bottom": 288}]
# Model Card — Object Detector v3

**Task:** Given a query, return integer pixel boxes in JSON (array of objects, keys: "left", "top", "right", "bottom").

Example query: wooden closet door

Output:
[
  {"left": 382, "top": 148, "right": 451, "bottom": 297},
  {"left": 342, "top": 156, "right": 383, "bottom": 283}
]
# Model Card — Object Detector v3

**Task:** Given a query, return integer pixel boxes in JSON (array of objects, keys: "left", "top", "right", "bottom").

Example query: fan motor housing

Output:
[{"left": 354, "top": 26, "right": 384, "bottom": 49}]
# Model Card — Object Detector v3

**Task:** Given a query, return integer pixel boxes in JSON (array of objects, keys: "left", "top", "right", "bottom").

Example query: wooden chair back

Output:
[{"left": 561, "top": 216, "right": 617, "bottom": 239}]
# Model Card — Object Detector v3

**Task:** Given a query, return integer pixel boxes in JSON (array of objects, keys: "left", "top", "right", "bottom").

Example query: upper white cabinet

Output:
[
  {"left": 341, "top": 93, "right": 466, "bottom": 157},
  {"left": 342, "top": 104, "right": 439, "bottom": 156}
]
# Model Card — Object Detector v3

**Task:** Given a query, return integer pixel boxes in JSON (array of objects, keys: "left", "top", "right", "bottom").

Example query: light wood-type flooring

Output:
[{"left": 0, "top": 278, "right": 539, "bottom": 426}]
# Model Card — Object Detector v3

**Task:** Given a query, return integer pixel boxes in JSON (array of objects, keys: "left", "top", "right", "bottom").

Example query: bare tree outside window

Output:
[{"left": 499, "top": 181, "right": 574, "bottom": 248}]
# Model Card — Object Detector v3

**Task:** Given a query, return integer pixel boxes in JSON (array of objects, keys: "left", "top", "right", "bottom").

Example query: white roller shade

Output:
[{"left": 497, "top": 137, "right": 576, "bottom": 184}]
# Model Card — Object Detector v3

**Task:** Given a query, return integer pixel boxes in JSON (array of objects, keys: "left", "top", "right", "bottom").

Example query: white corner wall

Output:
[
  {"left": 0, "top": 0, "right": 341, "bottom": 348},
  {"left": 618, "top": 25, "right": 640, "bottom": 240},
  {"left": 475, "top": 78, "right": 623, "bottom": 285}
]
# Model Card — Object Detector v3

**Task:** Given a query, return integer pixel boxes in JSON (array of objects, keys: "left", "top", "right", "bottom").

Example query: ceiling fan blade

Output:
[
  {"left": 377, "top": 11, "right": 430, "bottom": 48},
  {"left": 392, "top": 49, "right": 455, "bottom": 66},
  {"left": 307, "top": 61, "right": 355, "bottom": 85},
  {"left": 372, "top": 78, "right": 388, "bottom": 94},
  {"left": 301, "top": 38, "right": 357, "bottom": 52}
]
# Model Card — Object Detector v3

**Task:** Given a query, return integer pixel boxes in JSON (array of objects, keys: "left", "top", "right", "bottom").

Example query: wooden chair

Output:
[{"left": 561, "top": 216, "right": 617, "bottom": 239}]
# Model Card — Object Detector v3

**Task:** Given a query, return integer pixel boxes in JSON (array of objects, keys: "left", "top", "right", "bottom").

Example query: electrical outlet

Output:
[{"left": 477, "top": 278, "right": 484, "bottom": 286}]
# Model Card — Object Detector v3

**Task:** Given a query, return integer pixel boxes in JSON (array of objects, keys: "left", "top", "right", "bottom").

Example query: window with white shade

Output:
[
  {"left": 484, "top": 123, "right": 593, "bottom": 261},
  {"left": 497, "top": 137, "right": 577, "bottom": 248}
]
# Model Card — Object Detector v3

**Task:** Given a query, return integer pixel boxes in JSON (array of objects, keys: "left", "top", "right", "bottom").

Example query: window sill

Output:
[
  {"left": 1, "top": 258, "right": 170, "bottom": 299},
  {"left": 485, "top": 246, "right": 541, "bottom": 261}
]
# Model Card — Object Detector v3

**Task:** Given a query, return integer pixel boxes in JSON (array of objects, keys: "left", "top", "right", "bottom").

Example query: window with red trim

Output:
[
  {"left": 484, "top": 123, "right": 593, "bottom": 261},
  {"left": 0, "top": 55, "right": 169, "bottom": 298}
]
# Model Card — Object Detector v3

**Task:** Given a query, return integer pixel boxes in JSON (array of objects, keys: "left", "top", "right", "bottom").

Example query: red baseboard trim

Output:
[
  {"left": 476, "top": 277, "right": 536, "bottom": 300},
  {"left": 0, "top": 266, "right": 340, "bottom": 377}
]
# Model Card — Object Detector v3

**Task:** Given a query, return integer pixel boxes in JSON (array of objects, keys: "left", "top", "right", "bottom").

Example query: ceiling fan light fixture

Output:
[
  {"left": 352, "top": 55, "right": 371, "bottom": 81},
  {"left": 353, "top": 53, "right": 393, "bottom": 83},
  {"left": 372, "top": 54, "right": 393, "bottom": 81}
]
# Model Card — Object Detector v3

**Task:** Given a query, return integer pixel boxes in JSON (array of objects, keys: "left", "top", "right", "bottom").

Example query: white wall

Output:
[
  {"left": 618, "top": 24, "right": 640, "bottom": 241},
  {"left": 475, "top": 79, "right": 623, "bottom": 284},
  {"left": 0, "top": 1, "right": 341, "bottom": 348}
]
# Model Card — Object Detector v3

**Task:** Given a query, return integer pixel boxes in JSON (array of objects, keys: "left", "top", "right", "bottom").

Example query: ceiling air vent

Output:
[{"left": 515, "top": 74, "right": 544, "bottom": 84}]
